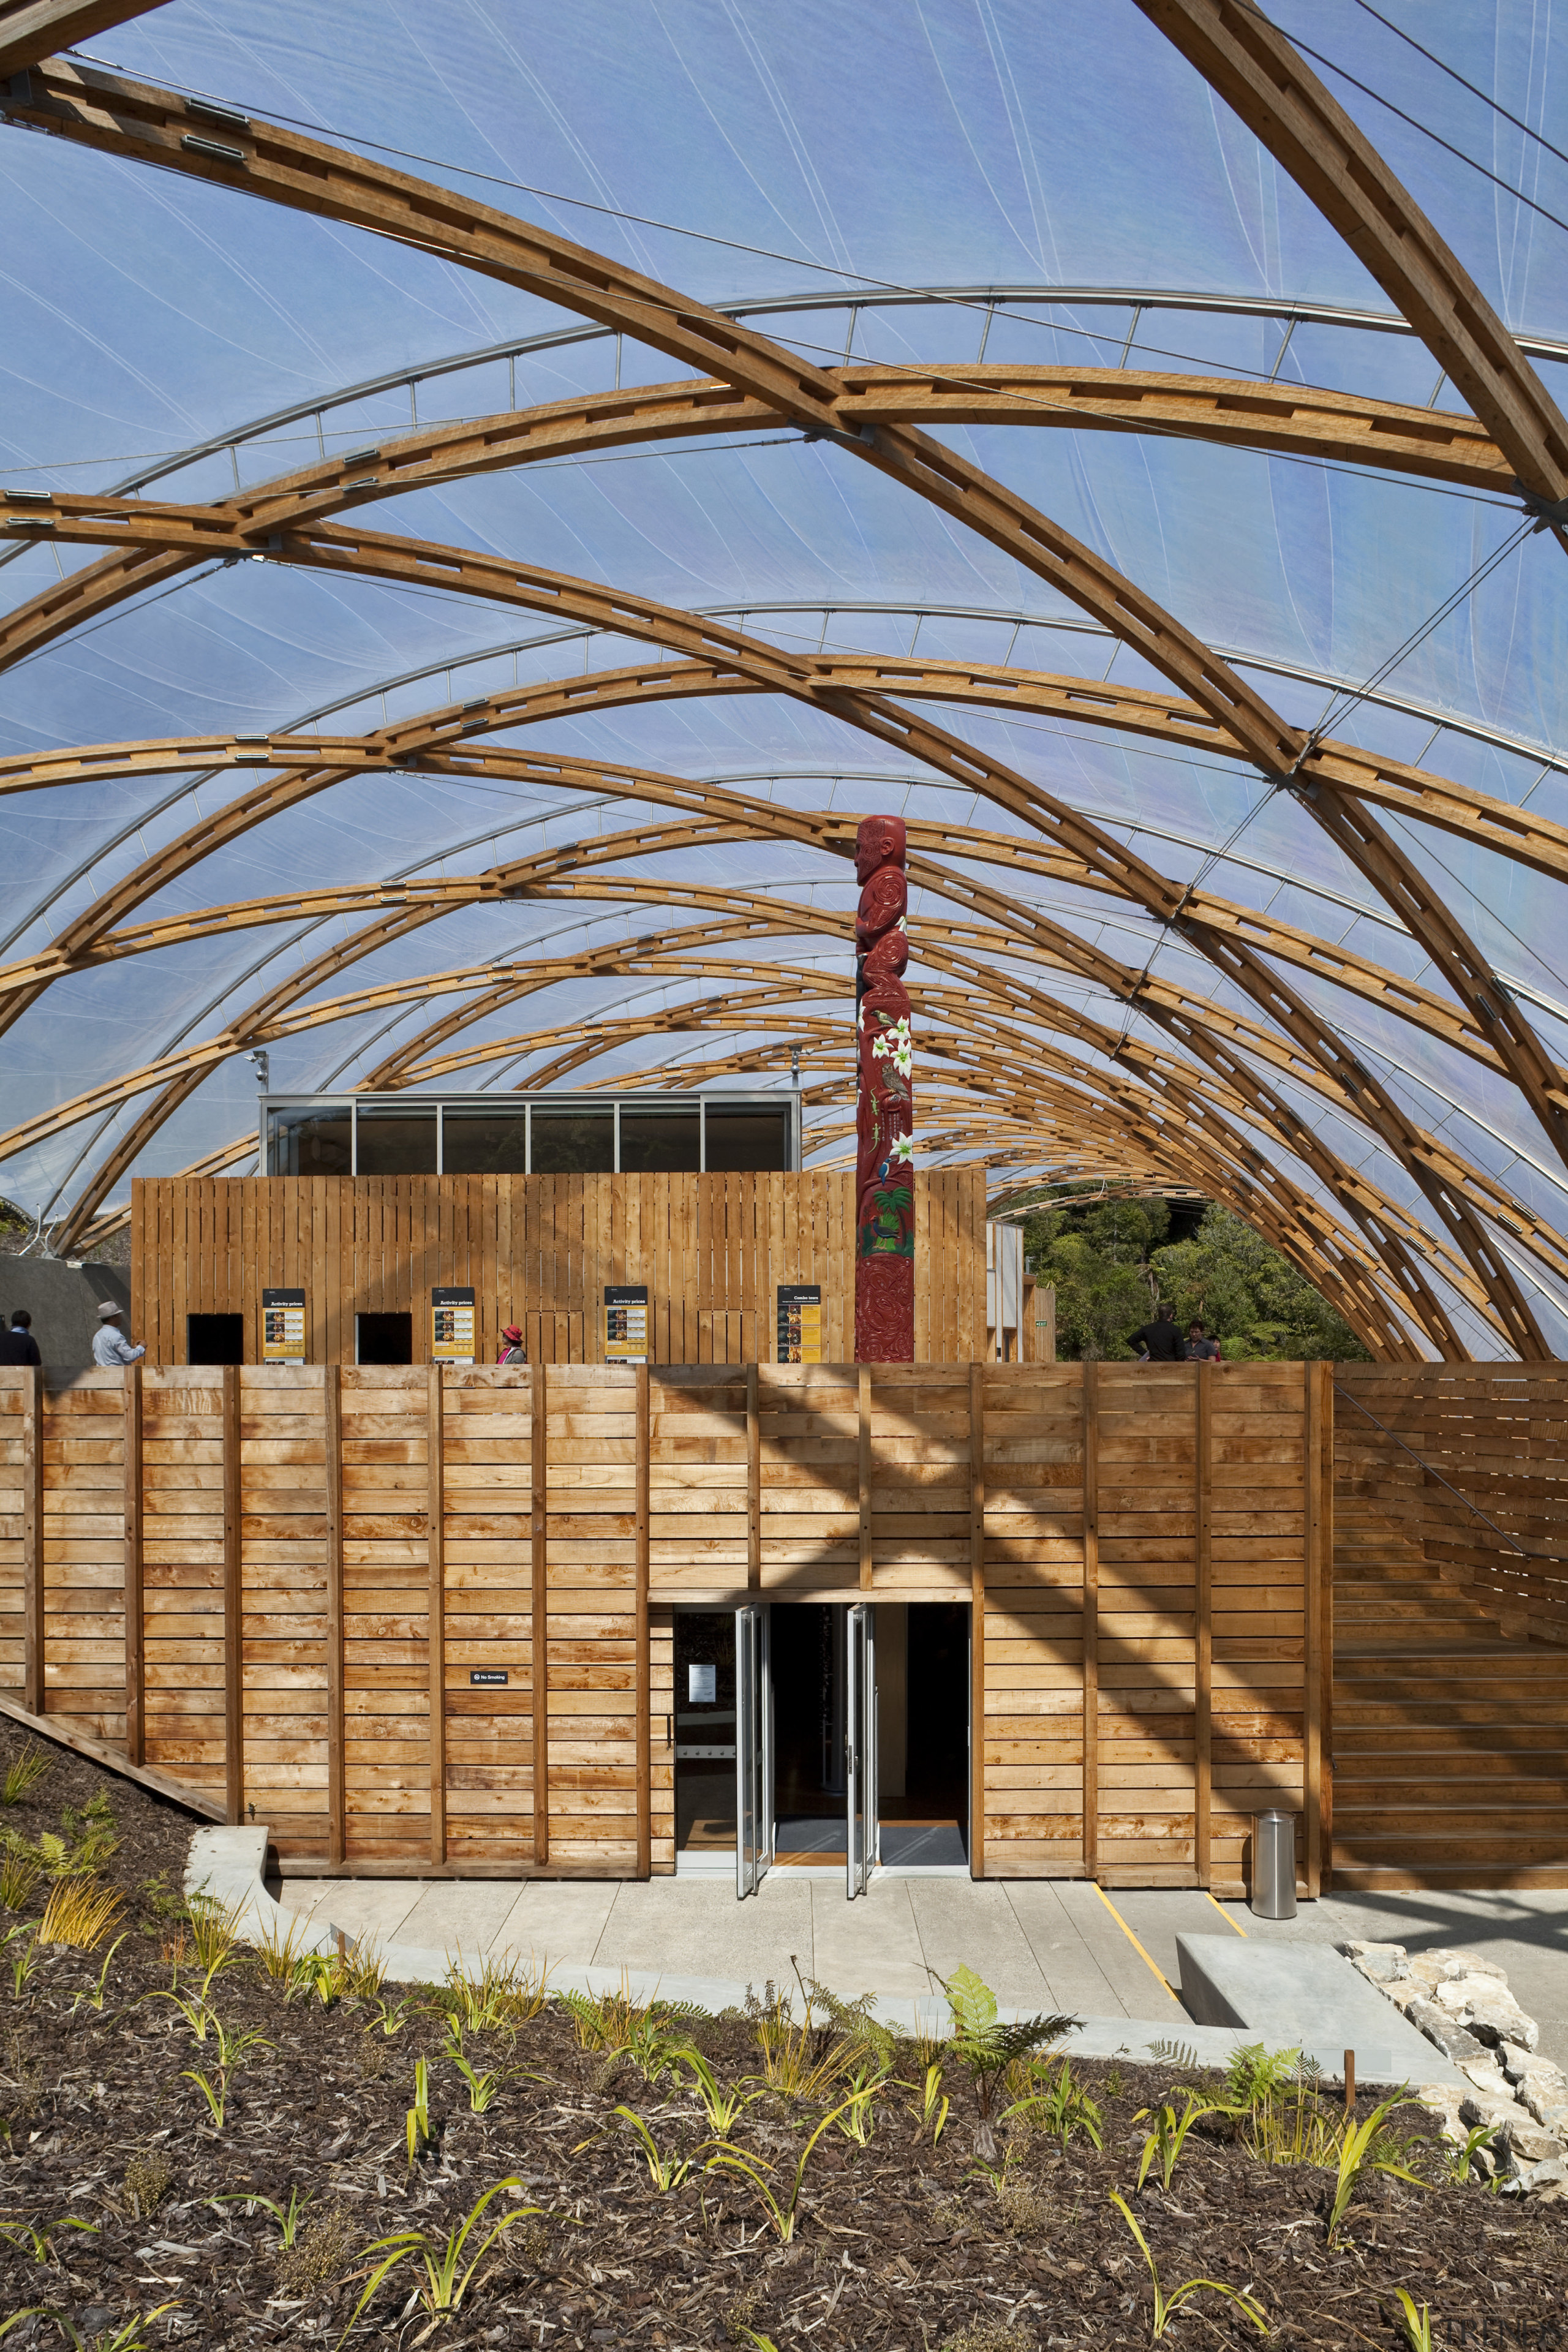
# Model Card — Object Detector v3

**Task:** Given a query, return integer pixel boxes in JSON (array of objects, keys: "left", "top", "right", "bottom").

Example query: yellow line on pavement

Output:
[
  {"left": 1091, "top": 1880, "right": 1180, "bottom": 2003},
  {"left": 1205, "top": 1888, "right": 1247, "bottom": 1937}
]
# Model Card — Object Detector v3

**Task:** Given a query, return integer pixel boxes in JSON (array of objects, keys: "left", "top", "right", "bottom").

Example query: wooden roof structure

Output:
[{"left": 2, "top": 0, "right": 1567, "bottom": 1357}]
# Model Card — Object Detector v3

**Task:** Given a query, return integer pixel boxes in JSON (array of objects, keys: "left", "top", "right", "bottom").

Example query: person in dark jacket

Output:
[
  {"left": 0, "top": 1310, "right": 40, "bottom": 1366},
  {"left": 1128, "top": 1306, "right": 1185, "bottom": 1362}
]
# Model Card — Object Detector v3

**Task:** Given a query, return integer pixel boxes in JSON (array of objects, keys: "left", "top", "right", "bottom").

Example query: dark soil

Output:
[{"left": 0, "top": 1716, "right": 1562, "bottom": 2351}]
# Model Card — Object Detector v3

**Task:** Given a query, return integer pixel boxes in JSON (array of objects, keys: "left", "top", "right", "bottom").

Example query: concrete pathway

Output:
[{"left": 274, "top": 1871, "right": 1568, "bottom": 2065}]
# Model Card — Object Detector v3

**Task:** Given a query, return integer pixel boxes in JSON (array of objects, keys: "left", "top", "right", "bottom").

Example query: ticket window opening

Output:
[
  {"left": 674, "top": 1610, "right": 737, "bottom": 1869},
  {"left": 355, "top": 1311, "right": 413, "bottom": 1365},
  {"left": 187, "top": 1313, "right": 244, "bottom": 1365}
]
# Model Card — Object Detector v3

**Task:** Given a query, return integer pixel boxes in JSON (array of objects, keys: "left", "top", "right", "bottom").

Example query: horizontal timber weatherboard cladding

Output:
[
  {"left": 129, "top": 1170, "right": 987, "bottom": 1368},
  {"left": 0, "top": 1359, "right": 1325, "bottom": 1894}
]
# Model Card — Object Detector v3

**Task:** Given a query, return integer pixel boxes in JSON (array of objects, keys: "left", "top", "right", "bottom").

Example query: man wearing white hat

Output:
[{"left": 91, "top": 1302, "right": 145, "bottom": 1368}]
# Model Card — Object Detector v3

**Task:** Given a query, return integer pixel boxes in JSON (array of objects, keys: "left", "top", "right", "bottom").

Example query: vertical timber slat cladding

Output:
[
  {"left": 123, "top": 1365, "right": 143, "bottom": 1765},
  {"left": 242, "top": 1366, "right": 330, "bottom": 1861},
  {"left": 41, "top": 1367, "right": 126, "bottom": 1742},
  {"left": 223, "top": 1366, "right": 243, "bottom": 1825},
  {"left": 142, "top": 1368, "right": 227, "bottom": 1809},
  {"left": 341, "top": 1367, "right": 431, "bottom": 1864},
  {"left": 23, "top": 1365, "right": 43, "bottom": 1716},
  {"left": 441, "top": 1366, "right": 535, "bottom": 1868},
  {"left": 546, "top": 1365, "right": 639, "bottom": 1869},
  {"left": 0, "top": 1362, "right": 1333, "bottom": 1893},
  {"left": 131, "top": 1172, "right": 986, "bottom": 1364}
]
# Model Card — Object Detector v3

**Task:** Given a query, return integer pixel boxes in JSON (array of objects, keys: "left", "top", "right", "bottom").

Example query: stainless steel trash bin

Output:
[{"left": 1253, "top": 1809, "right": 1297, "bottom": 1920}]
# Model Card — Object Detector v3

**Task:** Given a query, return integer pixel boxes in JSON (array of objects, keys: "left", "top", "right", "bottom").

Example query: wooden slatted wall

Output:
[
  {"left": 1336, "top": 1364, "right": 1568, "bottom": 1643},
  {"left": 0, "top": 1359, "right": 1325, "bottom": 1896},
  {"left": 130, "top": 1171, "right": 986, "bottom": 1366}
]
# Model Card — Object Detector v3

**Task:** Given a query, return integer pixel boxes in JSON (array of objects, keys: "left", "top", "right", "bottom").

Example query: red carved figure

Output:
[{"left": 853, "top": 816, "right": 914, "bottom": 1360}]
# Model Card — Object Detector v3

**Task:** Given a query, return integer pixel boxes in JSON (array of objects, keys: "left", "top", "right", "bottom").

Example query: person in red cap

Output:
[{"left": 496, "top": 1323, "right": 527, "bottom": 1366}]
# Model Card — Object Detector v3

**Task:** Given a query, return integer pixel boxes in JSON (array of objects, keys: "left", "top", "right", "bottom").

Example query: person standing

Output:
[
  {"left": 1127, "top": 1303, "right": 1186, "bottom": 1362},
  {"left": 496, "top": 1322, "right": 528, "bottom": 1366},
  {"left": 91, "top": 1303, "right": 145, "bottom": 1367},
  {"left": 1187, "top": 1321, "right": 1222, "bottom": 1362},
  {"left": 4, "top": 1310, "right": 40, "bottom": 1366}
]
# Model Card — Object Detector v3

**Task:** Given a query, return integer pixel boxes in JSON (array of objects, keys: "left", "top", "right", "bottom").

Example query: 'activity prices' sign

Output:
[
  {"left": 777, "top": 1283, "right": 822, "bottom": 1363},
  {"left": 431, "top": 1286, "right": 475, "bottom": 1363},
  {"left": 262, "top": 1288, "right": 307, "bottom": 1363},
  {"left": 605, "top": 1284, "right": 649, "bottom": 1362}
]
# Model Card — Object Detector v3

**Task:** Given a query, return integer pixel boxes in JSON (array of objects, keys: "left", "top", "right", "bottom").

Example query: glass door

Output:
[
  {"left": 736, "top": 1604, "right": 771, "bottom": 1898},
  {"left": 845, "top": 1602, "right": 878, "bottom": 1897}
]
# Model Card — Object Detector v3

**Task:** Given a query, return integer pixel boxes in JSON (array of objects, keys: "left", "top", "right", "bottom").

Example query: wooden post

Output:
[
  {"left": 21, "top": 1366, "right": 43, "bottom": 1719},
  {"left": 1194, "top": 1360, "right": 1213, "bottom": 1888},
  {"left": 123, "top": 1364, "right": 144, "bottom": 1765},
  {"left": 969, "top": 1361, "right": 986, "bottom": 1879},
  {"left": 428, "top": 1365, "right": 446, "bottom": 1868},
  {"left": 531, "top": 1363, "right": 549, "bottom": 1867},
  {"left": 325, "top": 1366, "right": 345, "bottom": 1866},
  {"left": 1081, "top": 1360, "right": 1099, "bottom": 1883},
  {"left": 222, "top": 1364, "right": 243, "bottom": 1826},
  {"left": 1304, "top": 1359, "right": 1329, "bottom": 1899},
  {"left": 635, "top": 1363, "right": 651, "bottom": 1879},
  {"left": 858, "top": 1365, "right": 873, "bottom": 1592},
  {"left": 745, "top": 1362, "right": 761, "bottom": 1591}
]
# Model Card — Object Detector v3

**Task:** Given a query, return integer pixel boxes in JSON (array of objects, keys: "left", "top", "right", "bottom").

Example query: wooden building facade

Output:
[
  {"left": 128, "top": 1170, "right": 995, "bottom": 1367},
  {"left": 0, "top": 1357, "right": 1327, "bottom": 1898}
]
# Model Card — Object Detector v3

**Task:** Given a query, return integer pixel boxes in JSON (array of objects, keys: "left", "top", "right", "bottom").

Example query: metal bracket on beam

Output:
[
  {"left": 802, "top": 423, "right": 880, "bottom": 453},
  {"left": 1512, "top": 482, "right": 1568, "bottom": 532}
]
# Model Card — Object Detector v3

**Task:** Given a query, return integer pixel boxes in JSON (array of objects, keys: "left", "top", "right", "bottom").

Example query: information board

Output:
[
  {"left": 604, "top": 1283, "right": 649, "bottom": 1362},
  {"left": 431, "top": 1286, "right": 476, "bottom": 1363},
  {"left": 776, "top": 1283, "right": 823, "bottom": 1363},
  {"left": 261, "top": 1287, "right": 307, "bottom": 1363}
]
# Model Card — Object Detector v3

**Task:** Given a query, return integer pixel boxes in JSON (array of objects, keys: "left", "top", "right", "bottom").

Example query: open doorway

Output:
[
  {"left": 673, "top": 1610, "right": 737, "bottom": 1872},
  {"left": 767, "top": 1602, "right": 970, "bottom": 1875}
]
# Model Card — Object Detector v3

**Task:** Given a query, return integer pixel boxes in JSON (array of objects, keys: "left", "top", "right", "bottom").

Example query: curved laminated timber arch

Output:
[
  {"left": 1, "top": 540, "right": 1557, "bottom": 1349},
  {"left": 3, "top": 12, "right": 1567, "bottom": 1359}
]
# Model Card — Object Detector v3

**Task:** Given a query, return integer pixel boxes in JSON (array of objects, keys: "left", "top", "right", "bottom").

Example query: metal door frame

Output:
[
  {"left": 846, "top": 1602, "right": 878, "bottom": 1897},
  {"left": 736, "top": 1603, "right": 771, "bottom": 1898}
]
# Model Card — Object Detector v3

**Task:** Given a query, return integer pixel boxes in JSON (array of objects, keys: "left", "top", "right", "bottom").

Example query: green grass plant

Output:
[
  {"left": 0, "top": 2214, "right": 99, "bottom": 2263},
  {"left": 1008, "top": 2053, "right": 1105, "bottom": 2154},
  {"left": 1327, "top": 2094, "right": 1425, "bottom": 2244},
  {"left": 0, "top": 1842, "right": 42, "bottom": 1911},
  {"left": 601, "top": 2105, "right": 697, "bottom": 2191},
  {"left": 337, "top": 2178, "right": 545, "bottom": 2340},
  {"left": 405, "top": 2055, "right": 432, "bottom": 2171},
  {"left": 1133, "top": 2090, "right": 1229, "bottom": 2191},
  {"left": 911, "top": 2059, "right": 949, "bottom": 2144},
  {"left": 0, "top": 1746, "right": 50, "bottom": 1806},
  {"left": 1107, "top": 2191, "right": 1267, "bottom": 2340},
  {"left": 214, "top": 2184, "right": 311, "bottom": 2247},
  {"left": 36, "top": 1880, "right": 122, "bottom": 1951},
  {"left": 6, "top": 1918, "right": 39, "bottom": 1997},
  {"left": 706, "top": 2094, "right": 873, "bottom": 2244},
  {"left": 675, "top": 2045, "right": 757, "bottom": 2139},
  {"left": 1445, "top": 2124, "right": 1496, "bottom": 2184},
  {"left": 1392, "top": 2290, "right": 1435, "bottom": 2351},
  {"left": 183, "top": 2016, "right": 271, "bottom": 2130},
  {"left": 69, "top": 1935, "right": 127, "bottom": 2015},
  {"left": 1, "top": 2302, "right": 180, "bottom": 2349}
]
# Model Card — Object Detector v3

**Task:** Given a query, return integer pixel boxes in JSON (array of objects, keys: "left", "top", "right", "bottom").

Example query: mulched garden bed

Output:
[{"left": 0, "top": 1714, "right": 1562, "bottom": 2351}]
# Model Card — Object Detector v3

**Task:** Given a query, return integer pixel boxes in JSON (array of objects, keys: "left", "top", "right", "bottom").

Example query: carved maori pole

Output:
[{"left": 854, "top": 815, "right": 914, "bottom": 1360}]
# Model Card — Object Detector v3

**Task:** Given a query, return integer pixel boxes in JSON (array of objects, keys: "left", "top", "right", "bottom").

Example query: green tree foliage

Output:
[{"left": 1022, "top": 1197, "right": 1370, "bottom": 1363}]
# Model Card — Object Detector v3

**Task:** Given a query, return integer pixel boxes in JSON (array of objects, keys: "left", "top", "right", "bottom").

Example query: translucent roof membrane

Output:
[{"left": 2, "top": 0, "right": 1568, "bottom": 1358}]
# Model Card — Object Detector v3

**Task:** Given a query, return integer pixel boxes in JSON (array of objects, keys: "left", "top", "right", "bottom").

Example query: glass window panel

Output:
[
  {"left": 268, "top": 1107, "right": 351, "bottom": 1176},
  {"left": 704, "top": 1106, "right": 793, "bottom": 1172},
  {"left": 619, "top": 1107, "right": 701, "bottom": 1173},
  {"left": 355, "top": 1106, "right": 437, "bottom": 1175},
  {"left": 530, "top": 1107, "right": 614, "bottom": 1174},
  {"left": 441, "top": 1107, "right": 529, "bottom": 1174}
]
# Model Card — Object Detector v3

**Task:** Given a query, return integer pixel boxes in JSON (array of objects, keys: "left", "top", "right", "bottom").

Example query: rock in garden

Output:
[
  {"left": 1340, "top": 1940, "right": 1410, "bottom": 1985},
  {"left": 1409, "top": 1997, "right": 1489, "bottom": 2064},
  {"left": 1461, "top": 2087, "right": 1534, "bottom": 2134},
  {"left": 1498, "top": 2117, "right": 1565, "bottom": 2168}
]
